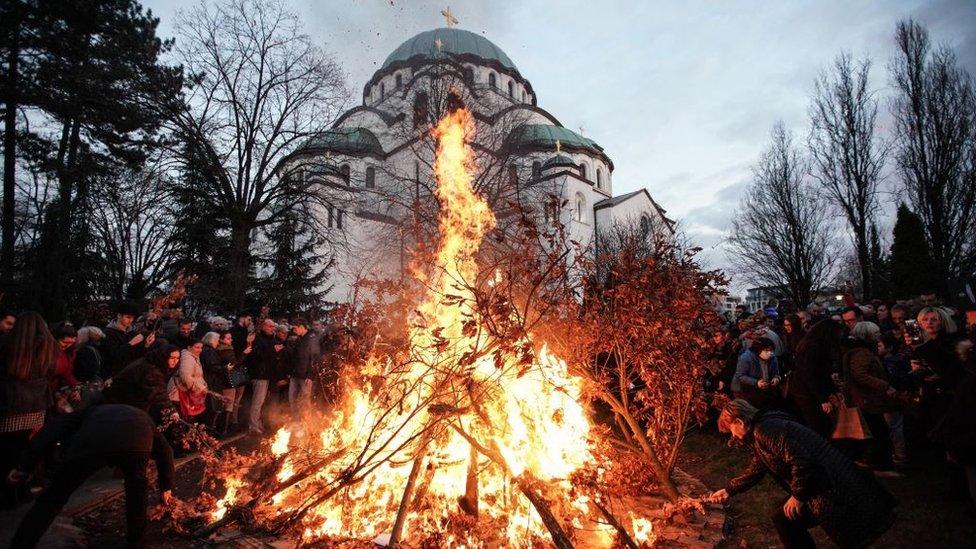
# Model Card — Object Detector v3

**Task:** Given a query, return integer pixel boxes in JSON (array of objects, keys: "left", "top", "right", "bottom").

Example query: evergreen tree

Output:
[
  {"left": 889, "top": 204, "right": 937, "bottom": 298},
  {"left": 7, "top": 0, "right": 183, "bottom": 317},
  {"left": 868, "top": 223, "right": 890, "bottom": 300},
  {"left": 258, "top": 212, "right": 332, "bottom": 318},
  {"left": 168, "top": 175, "right": 232, "bottom": 314}
]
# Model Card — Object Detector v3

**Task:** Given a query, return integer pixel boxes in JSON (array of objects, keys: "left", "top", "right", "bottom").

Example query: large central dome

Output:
[{"left": 381, "top": 28, "right": 517, "bottom": 71}]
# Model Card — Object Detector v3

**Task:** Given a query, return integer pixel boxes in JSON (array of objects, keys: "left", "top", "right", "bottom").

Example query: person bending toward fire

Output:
[{"left": 707, "top": 399, "right": 896, "bottom": 548}]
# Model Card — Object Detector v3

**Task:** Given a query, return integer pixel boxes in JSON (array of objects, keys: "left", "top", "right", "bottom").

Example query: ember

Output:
[{"left": 198, "top": 109, "right": 656, "bottom": 547}]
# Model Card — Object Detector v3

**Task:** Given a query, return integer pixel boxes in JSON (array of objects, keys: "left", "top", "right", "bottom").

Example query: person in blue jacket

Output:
[{"left": 732, "top": 337, "right": 781, "bottom": 407}]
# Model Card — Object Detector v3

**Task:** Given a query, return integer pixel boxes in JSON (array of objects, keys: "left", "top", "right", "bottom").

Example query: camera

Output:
[{"left": 905, "top": 319, "right": 922, "bottom": 344}]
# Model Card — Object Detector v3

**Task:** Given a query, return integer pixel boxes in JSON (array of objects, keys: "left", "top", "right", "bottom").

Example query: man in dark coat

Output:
[
  {"left": 788, "top": 318, "right": 844, "bottom": 437},
  {"left": 102, "top": 300, "right": 155, "bottom": 379},
  {"left": 288, "top": 318, "right": 321, "bottom": 419},
  {"left": 708, "top": 399, "right": 896, "bottom": 548},
  {"left": 245, "top": 318, "right": 281, "bottom": 435},
  {"left": 230, "top": 314, "right": 253, "bottom": 356},
  {"left": 173, "top": 319, "right": 196, "bottom": 350},
  {"left": 7, "top": 404, "right": 173, "bottom": 548}
]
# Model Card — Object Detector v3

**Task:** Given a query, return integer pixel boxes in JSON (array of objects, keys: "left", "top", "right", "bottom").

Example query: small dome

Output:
[
  {"left": 507, "top": 124, "right": 603, "bottom": 156},
  {"left": 382, "top": 28, "right": 517, "bottom": 72},
  {"left": 543, "top": 154, "right": 578, "bottom": 169},
  {"left": 299, "top": 127, "right": 384, "bottom": 157}
]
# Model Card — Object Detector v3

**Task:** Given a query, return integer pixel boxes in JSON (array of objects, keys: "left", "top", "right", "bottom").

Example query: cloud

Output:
[{"left": 139, "top": 0, "right": 972, "bottom": 292}]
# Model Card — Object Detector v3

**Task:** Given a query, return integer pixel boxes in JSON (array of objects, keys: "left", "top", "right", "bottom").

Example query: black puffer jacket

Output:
[{"left": 727, "top": 411, "right": 896, "bottom": 548}]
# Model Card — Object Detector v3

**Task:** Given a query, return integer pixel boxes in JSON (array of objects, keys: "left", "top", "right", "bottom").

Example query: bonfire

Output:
[{"left": 188, "top": 109, "right": 663, "bottom": 548}]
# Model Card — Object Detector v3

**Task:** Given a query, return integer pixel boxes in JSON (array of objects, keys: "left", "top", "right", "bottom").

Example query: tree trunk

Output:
[
  {"left": 855, "top": 226, "right": 871, "bottom": 300},
  {"left": 2, "top": 4, "right": 20, "bottom": 290},
  {"left": 227, "top": 220, "right": 253, "bottom": 311},
  {"left": 618, "top": 406, "right": 681, "bottom": 501}
]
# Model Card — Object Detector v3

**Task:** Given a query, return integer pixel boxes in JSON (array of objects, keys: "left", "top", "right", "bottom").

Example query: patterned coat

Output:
[{"left": 727, "top": 411, "right": 896, "bottom": 548}]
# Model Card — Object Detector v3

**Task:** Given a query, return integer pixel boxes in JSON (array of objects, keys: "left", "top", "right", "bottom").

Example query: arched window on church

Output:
[
  {"left": 463, "top": 67, "right": 474, "bottom": 84},
  {"left": 579, "top": 163, "right": 588, "bottom": 180},
  {"left": 327, "top": 204, "right": 344, "bottom": 230},
  {"left": 575, "top": 193, "right": 586, "bottom": 223},
  {"left": 508, "top": 165, "right": 518, "bottom": 187},
  {"left": 489, "top": 72, "right": 497, "bottom": 89},
  {"left": 395, "top": 74, "right": 402, "bottom": 88},
  {"left": 340, "top": 164, "right": 350, "bottom": 182},
  {"left": 596, "top": 168, "right": 603, "bottom": 189},
  {"left": 379, "top": 83, "right": 385, "bottom": 100},
  {"left": 365, "top": 166, "right": 375, "bottom": 189},
  {"left": 507, "top": 80, "right": 514, "bottom": 97},
  {"left": 414, "top": 92, "right": 429, "bottom": 128},
  {"left": 532, "top": 161, "right": 541, "bottom": 179},
  {"left": 640, "top": 215, "right": 652, "bottom": 237}
]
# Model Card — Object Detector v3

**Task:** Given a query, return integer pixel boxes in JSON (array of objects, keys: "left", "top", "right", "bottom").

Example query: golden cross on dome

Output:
[
  {"left": 555, "top": 139, "right": 562, "bottom": 154},
  {"left": 434, "top": 37, "right": 443, "bottom": 51},
  {"left": 441, "top": 7, "right": 458, "bottom": 28}
]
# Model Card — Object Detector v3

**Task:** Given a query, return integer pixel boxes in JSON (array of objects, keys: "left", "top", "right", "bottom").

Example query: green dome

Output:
[
  {"left": 543, "top": 154, "right": 578, "bottom": 169},
  {"left": 300, "top": 127, "right": 384, "bottom": 157},
  {"left": 382, "top": 28, "right": 517, "bottom": 71},
  {"left": 507, "top": 124, "right": 603, "bottom": 155}
]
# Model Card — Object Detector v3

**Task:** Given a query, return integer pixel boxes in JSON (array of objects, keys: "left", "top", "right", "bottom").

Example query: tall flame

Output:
[{"left": 212, "top": 109, "right": 622, "bottom": 546}]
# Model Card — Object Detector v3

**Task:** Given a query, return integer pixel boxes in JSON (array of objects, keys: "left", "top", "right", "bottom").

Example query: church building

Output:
[{"left": 278, "top": 27, "right": 674, "bottom": 303}]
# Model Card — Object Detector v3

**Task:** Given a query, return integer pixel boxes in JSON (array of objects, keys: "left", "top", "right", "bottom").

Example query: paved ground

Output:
[{"left": 0, "top": 433, "right": 247, "bottom": 549}]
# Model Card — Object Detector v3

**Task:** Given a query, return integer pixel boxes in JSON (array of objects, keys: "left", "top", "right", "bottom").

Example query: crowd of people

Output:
[
  {"left": 1, "top": 291, "right": 974, "bottom": 547},
  {"left": 0, "top": 302, "right": 339, "bottom": 547},
  {"left": 704, "top": 292, "right": 976, "bottom": 547}
]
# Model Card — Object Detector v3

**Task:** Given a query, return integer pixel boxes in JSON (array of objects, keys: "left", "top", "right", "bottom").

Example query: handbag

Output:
[
  {"left": 178, "top": 389, "right": 206, "bottom": 417},
  {"left": 831, "top": 396, "right": 872, "bottom": 440},
  {"left": 227, "top": 365, "right": 250, "bottom": 388}
]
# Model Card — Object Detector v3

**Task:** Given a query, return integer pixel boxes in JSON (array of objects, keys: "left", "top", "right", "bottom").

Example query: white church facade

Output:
[{"left": 278, "top": 28, "right": 674, "bottom": 303}]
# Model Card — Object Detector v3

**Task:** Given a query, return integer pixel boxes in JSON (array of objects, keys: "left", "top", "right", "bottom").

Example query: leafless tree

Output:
[
  {"left": 889, "top": 19, "right": 976, "bottom": 293},
  {"left": 728, "top": 123, "right": 837, "bottom": 307},
  {"left": 808, "top": 52, "right": 888, "bottom": 300},
  {"left": 167, "top": 0, "right": 347, "bottom": 309},
  {"left": 88, "top": 159, "right": 178, "bottom": 300}
]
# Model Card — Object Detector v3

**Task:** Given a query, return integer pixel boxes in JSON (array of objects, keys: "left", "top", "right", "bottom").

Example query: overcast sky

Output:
[{"left": 143, "top": 0, "right": 976, "bottom": 294}]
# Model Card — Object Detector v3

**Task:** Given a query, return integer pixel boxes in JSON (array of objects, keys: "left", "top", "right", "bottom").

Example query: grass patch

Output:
[{"left": 678, "top": 427, "right": 976, "bottom": 548}]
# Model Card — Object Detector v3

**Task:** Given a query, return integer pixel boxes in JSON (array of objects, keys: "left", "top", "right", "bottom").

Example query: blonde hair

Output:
[
  {"left": 917, "top": 306, "right": 957, "bottom": 336},
  {"left": 76, "top": 326, "right": 105, "bottom": 346},
  {"left": 201, "top": 331, "right": 220, "bottom": 347}
]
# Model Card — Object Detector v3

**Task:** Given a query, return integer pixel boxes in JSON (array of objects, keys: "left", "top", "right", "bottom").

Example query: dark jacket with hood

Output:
[
  {"left": 727, "top": 411, "right": 896, "bottom": 548},
  {"left": 102, "top": 354, "right": 175, "bottom": 423}
]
